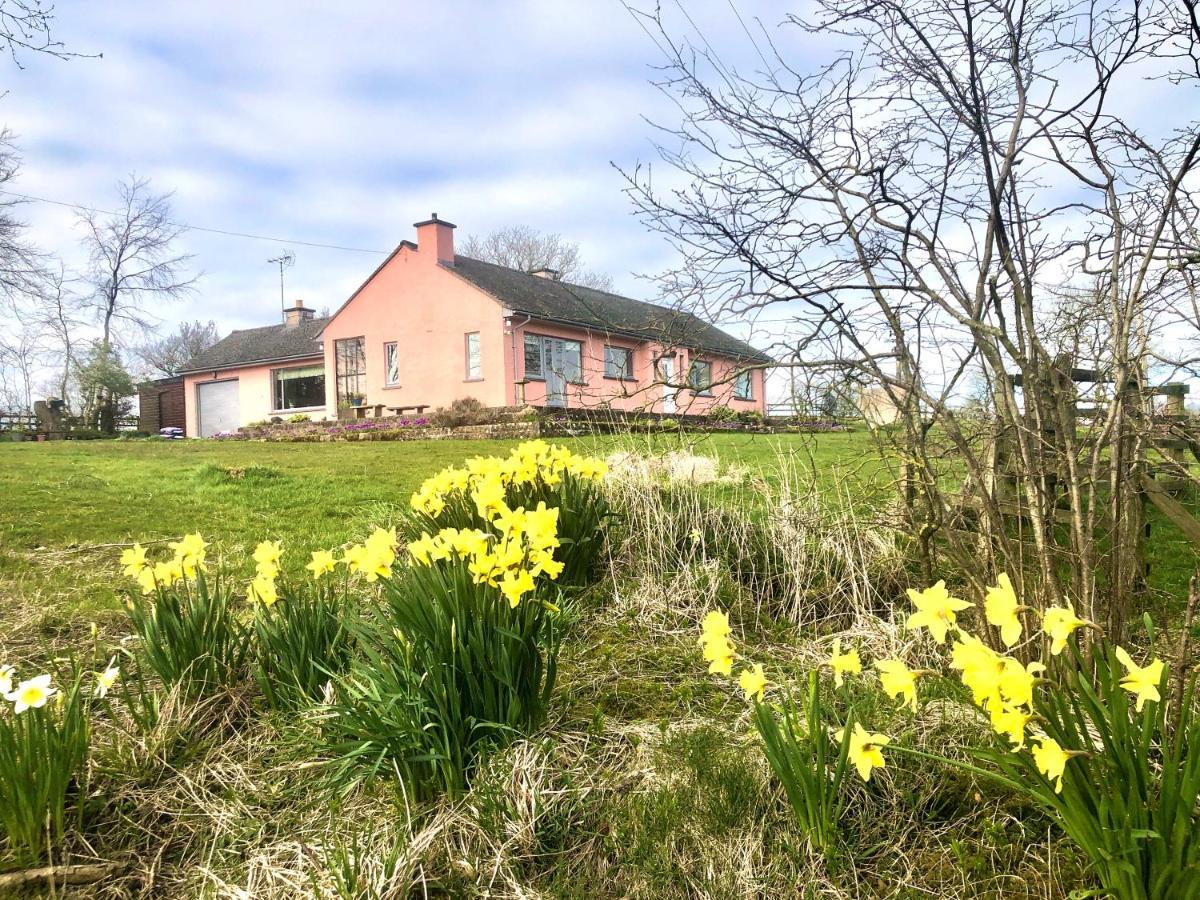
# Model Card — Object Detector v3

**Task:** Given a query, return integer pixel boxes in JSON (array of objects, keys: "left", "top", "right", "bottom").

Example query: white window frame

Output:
[
  {"left": 734, "top": 370, "right": 754, "bottom": 401},
  {"left": 384, "top": 341, "right": 400, "bottom": 387},
  {"left": 465, "top": 332, "right": 482, "bottom": 380}
]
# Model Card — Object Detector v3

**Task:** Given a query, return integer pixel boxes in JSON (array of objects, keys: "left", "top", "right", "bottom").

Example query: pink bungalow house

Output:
[{"left": 176, "top": 215, "right": 769, "bottom": 437}]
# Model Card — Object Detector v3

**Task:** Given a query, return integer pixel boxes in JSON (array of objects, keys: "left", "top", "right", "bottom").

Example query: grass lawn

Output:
[{"left": 0, "top": 431, "right": 879, "bottom": 631}]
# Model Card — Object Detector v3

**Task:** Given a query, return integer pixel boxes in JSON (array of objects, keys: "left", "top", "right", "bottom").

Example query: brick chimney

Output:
[
  {"left": 414, "top": 213, "right": 456, "bottom": 265},
  {"left": 284, "top": 298, "right": 315, "bottom": 327},
  {"left": 531, "top": 267, "right": 560, "bottom": 280}
]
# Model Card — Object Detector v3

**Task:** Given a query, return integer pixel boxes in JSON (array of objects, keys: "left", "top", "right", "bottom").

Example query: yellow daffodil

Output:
[
  {"left": 829, "top": 637, "right": 862, "bottom": 687},
  {"left": 990, "top": 704, "right": 1033, "bottom": 749},
  {"left": 1042, "top": 604, "right": 1089, "bottom": 656},
  {"left": 306, "top": 549, "right": 337, "bottom": 579},
  {"left": 875, "top": 657, "right": 922, "bottom": 711},
  {"left": 906, "top": 581, "right": 971, "bottom": 644},
  {"left": 701, "top": 634, "right": 737, "bottom": 676},
  {"left": 700, "top": 610, "right": 731, "bottom": 642},
  {"left": 997, "top": 657, "right": 1045, "bottom": 710},
  {"left": 94, "top": 661, "right": 120, "bottom": 698},
  {"left": 253, "top": 540, "right": 283, "bottom": 577},
  {"left": 950, "top": 633, "right": 1006, "bottom": 710},
  {"left": 169, "top": 532, "right": 208, "bottom": 578},
  {"left": 499, "top": 568, "right": 536, "bottom": 607},
  {"left": 5, "top": 673, "right": 56, "bottom": 713},
  {"left": 119, "top": 543, "right": 149, "bottom": 578},
  {"left": 247, "top": 574, "right": 278, "bottom": 607},
  {"left": 836, "top": 722, "right": 891, "bottom": 782},
  {"left": 1031, "top": 737, "right": 1074, "bottom": 793},
  {"left": 0, "top": 664, "right": 13, "bottom": 695},
  {"left": 984, "top": 573, "right": 1024, "bottom": 648},
  {"left": 1115, "top": 646, "right": 1165, "bottom": 712},
  {"left": 738, "top": 663, "right": 768, "bottom": 702}
]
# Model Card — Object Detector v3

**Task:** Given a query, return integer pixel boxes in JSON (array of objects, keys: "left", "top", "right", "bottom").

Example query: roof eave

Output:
[{"left": 176, "top": 350, "right": 325, "bottom": 376}]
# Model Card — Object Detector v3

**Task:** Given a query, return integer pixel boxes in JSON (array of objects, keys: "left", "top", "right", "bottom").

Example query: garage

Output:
[{"left": 196, "top": 379, "right": 240, "bottom": 437}]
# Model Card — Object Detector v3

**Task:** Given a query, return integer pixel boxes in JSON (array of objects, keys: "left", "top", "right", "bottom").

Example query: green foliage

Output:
[
  {"left": 123, "top": 572, "right": 252, "bottom": 700},
  {"left": 286, "top": 412, "right": 312, "bottom": 424},
  {"left": 978, "top": 636, "right": 1200, "bottom": 900},
  {"left": 752, "top": 672, "right": 852, "bottom": 856},
  {"left": 252, "top": 578, "right": 357, "bottom": 710},
  {"left": 330, "top": 559, "right": 559, "bottom": 800},
  {"left": 707, "top": 405, "right": 738, "bottom": 422},
  {"left": 0, "top": 662, "right": 90, "bottom": 869}
]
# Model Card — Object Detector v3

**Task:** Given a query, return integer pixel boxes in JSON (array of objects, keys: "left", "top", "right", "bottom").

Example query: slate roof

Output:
[
  {"left": 178, "top": 316, "right": 328, "bottom": 374},
  {"left": 451, "top": 256, "right": 771, "bottom": 363}
]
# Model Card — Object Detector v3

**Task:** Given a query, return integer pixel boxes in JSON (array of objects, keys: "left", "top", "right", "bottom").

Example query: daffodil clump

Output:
[
  {"left": 0, "top": 659, "right": 110, "bottom": 866},
  {"left": 334, "top": 445, "right": 605, "bottom": 799},
  {"left": 407, "top": 440, "right": 610, "bottom": 588},
  {"left": 120, "top": 532, "right": 208, "bottom": 595},
  {"left": 701, "top": 575, "right": 1199, "bottom": 897},
  {"left": 118, "top": 533, "right": 250, "bottom": 699}
]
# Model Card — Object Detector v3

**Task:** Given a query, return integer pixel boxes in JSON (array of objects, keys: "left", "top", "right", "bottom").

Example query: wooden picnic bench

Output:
[
  {"left": 386, "top": 404, "right": 430, "bottom": 417},
  {"left": 351, "top": 403, "right": 386, "bottom": 420}
]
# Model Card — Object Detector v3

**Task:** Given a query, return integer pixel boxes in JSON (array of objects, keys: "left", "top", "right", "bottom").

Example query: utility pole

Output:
[{"left": 267, "top": 251, "right": 295, "bottom": 322}]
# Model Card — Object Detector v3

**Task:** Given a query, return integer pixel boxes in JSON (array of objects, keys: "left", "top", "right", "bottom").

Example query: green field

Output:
[
  {"left": 0, "top": 432, "right": 876, "bottom": 629},
  {"left": 1, "top": 433, "right": 1195, "bottom": 897}
]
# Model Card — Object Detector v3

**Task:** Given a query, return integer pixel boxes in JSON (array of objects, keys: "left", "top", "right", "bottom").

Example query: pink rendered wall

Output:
[
  {"left": 320, "top": 241, "right": 508, "bottom": 415},
  {"left": 182, "top": 357, "right": 325, "bottom": 436},
  {"left": 513, "top": 319, "right": 766, "bottom": 415}
]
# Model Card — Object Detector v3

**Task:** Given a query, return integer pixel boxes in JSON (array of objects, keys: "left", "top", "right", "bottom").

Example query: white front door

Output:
[
  {"left": 658, "top": 357, "right": 676, "bottom": 413},
  {"left": 197, "top": 379, "right": 240, "bottom": 437}
]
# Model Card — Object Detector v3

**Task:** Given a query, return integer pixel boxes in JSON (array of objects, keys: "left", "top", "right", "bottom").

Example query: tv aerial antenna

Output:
[{"left": 267, "top": 251, "right": 295, "bottom": 322}]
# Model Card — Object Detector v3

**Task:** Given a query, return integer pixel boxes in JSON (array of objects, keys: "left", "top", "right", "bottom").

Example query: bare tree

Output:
[
  {"left": 78, "top": 175, "right": 195, "bottom": 427},
  {"left": 137, "top": 319, "right": 219, "bottom": 378},
  {"left": 78, "top": 175, "right": 196, "bottom": 352},
  {"left": 0, "top": 130, "right": 45, "bottom": 300},
  {"left": 0, "top": 0, "right": 85, "bottom": 66},
  {"left": 461, "top": 224, "right": 615, "bottom": 291},
  {"left": 624, "top": 0, "right": 1200, "bottom": 637},
  {"left": 32, "top": 262, "right": 84, "bottom": 403}
]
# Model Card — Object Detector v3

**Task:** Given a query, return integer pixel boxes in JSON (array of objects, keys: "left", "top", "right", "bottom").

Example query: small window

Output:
[
  {"left": 604, "top": 346, "right": 634, "bottom": 379},
  {"left": 384, "top": 342, "right": 400, "bottom": 386},
  {"left": 523, "top": 333, "right": 543, "bottom": 379},
  {"left": 465, "top": 332, "right": 482, "bottom": 380},
  {"left": 274, "top": 365, "right": 325, "bottom": 411},
  {"left": 734, "top": 370, "right": 753, "bottom": 400},
  {"left": 688, "top": 360, "right": 713, "bottom": 396}
]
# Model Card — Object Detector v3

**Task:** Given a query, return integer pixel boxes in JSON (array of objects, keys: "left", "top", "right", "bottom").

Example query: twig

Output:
[
  {"left": 1171, "top": 574, "right": 1198, "bottom": 728},
  {"left": 56, "top": 537, "right": 177, "bottom": 554},
  {"left": 0, "top": 863, "right": 121, "bottom": 890}
]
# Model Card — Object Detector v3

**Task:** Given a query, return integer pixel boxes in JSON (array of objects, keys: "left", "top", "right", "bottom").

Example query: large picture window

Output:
[
  {"left": 384, "top": 341, "right": 400, "bottom": 386},
  {"left": 335, "top": 337, "right": 366, "bottom": 404},
  {"left": 734, "top": 370, "right": 753, "bottom": 400},
  {"left": 688, "top": 359, "right": 713, "bottom": 396},
  {"left": 523, "top": 334, "right": 583, "bottom": 383},
  {"left": 273, "top": 365, "right": 325, "bottom": 411},
  {"left": 604, "top": 345, "right": 634, "bottom": 379}
]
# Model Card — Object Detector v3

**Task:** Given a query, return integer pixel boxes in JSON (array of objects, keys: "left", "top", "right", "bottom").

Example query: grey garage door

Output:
[{"left": 196, "top": 379, "right": 240, "bottom": 437}]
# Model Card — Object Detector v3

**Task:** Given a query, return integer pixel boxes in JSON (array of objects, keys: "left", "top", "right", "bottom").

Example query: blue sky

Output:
[{"left": 1, "top": 0, "right": 803, "bottom": 342}]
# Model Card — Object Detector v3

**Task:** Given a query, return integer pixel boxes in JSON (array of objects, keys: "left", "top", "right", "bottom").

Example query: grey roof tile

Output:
[
  {"left": 179, "top": 317, "right": 328, "bottom": 373},
  {"left": 450, "top": 256, "right": 770, "bottom": 363}
]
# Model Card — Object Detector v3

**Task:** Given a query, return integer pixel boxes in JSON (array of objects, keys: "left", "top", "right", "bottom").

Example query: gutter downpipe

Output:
[{"left": 509, "top": 312, "right": 533, "bottom": 406}]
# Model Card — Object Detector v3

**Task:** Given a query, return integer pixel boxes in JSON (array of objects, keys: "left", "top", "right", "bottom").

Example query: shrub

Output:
[
  {"left": 739, "top": 409, "right": 765, "bottom": 425},
  {"left": 428, "top": 397, "right": 498, "bottom": 428},
  {"left": 707, "top": 405, "right": 738, "bottom": 422},
  {"left": 118, "top": 535, "right": 251, "bottom": 700},
  {"left": 0, "top": 660, "right": 95, "bottom": 867},
  {"left": 286, "top": 412, "right": 312, "bottom": 424}
]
